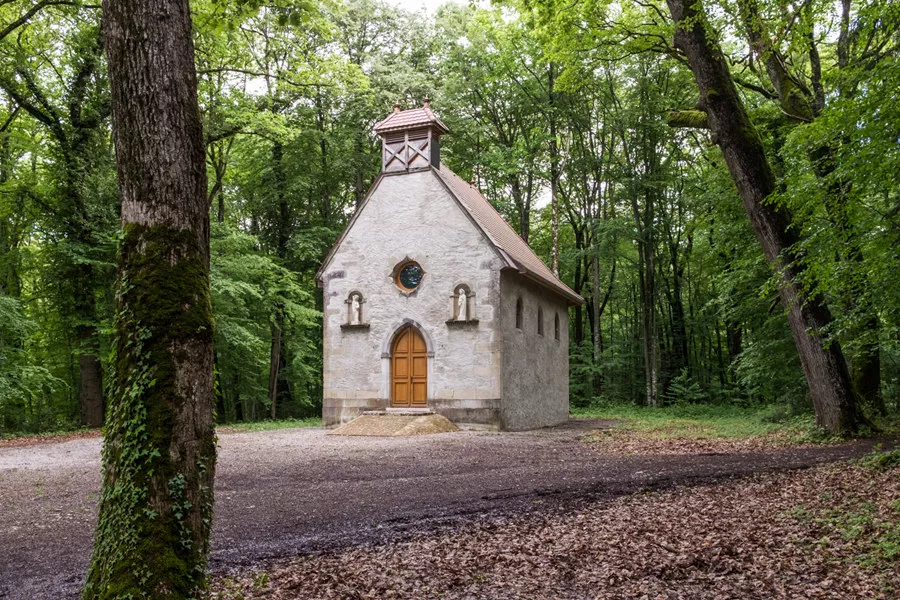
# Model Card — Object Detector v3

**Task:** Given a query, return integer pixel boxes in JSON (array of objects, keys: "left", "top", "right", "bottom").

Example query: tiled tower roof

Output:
[{"left": 374, "top": 100, "right": 450, "bottom": 135}]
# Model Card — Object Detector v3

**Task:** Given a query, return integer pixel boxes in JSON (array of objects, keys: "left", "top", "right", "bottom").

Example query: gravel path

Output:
[{"left": 0, "top": 420, "right": 886, "bottom": 599}]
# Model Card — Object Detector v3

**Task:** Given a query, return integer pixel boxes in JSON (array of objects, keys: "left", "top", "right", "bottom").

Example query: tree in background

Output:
[
  {"left": 0, "top": 3, "right": 117, "bottom": 428},
  {"left": 84, "top": 0, "right": 215, "bottom": 595},
  {"left": 0, "top": 0, "right": 897, "bottom": 439}
]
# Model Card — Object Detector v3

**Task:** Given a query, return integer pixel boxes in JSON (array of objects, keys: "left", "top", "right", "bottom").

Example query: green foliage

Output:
[
  {"left": 1, "top": 0, "right": 899, "bottom": 435},
  {"left": 661, "top": 369, "right": 706, "bottom": 405},
  {"left": 0, "top": 295, "right": 66, "bottom": 433},
  {"left": 211, "top": 223, "right": 320, "bottom": 421},
  {"left": 218, "top": 417, "right": 321, "bottom": 433},
  {"left": 858, "top": 449, "right": 900, "bottom": 472}
]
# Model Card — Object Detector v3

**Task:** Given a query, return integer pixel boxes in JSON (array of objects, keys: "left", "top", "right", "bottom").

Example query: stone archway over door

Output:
[{"left": 391, "top": 325, "right": 428, "bottom": 407}]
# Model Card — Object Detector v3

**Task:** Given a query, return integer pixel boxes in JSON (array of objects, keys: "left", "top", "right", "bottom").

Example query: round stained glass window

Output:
[{"left": 396, "top": 261, "right": 423, "bottom": 291}]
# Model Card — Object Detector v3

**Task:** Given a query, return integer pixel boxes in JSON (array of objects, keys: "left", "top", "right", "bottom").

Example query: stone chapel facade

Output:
[{"left": 316, "top": 101, "right": 584, "bottom": 430}]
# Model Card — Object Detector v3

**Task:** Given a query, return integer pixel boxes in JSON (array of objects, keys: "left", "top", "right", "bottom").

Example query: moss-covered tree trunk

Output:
[
  {"left": 665, "top": 0, "right": 860, "bottom": 435},
  {"left": 84, "top": 0, "right": 215, "bottom": 597}
]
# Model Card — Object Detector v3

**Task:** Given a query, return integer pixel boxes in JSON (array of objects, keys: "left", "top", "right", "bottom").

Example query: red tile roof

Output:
[
  {"left": 435, "top": 165, "right": 583, "bottom": 305},
  {"left": 374, "top": 106, "right": 450, "bottom": 135}
]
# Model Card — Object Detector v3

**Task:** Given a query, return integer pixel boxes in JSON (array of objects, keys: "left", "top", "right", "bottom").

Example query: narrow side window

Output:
[
  {"left": 554, "top": 312, "right": 560, "bottom": 341},
  {"left": 537, "top": 306, "right": 544, "bottom": 336},
  {"left": 515, "top": 297, "right": 523, "bottom": 329}
]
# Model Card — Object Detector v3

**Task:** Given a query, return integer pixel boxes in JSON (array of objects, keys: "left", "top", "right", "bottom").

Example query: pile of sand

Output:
[{"left": 328, "top": 414, "right": 459, "bottom": 437}]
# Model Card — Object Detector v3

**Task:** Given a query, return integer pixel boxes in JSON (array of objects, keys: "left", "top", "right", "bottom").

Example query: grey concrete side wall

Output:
[
  {"left": 499, "top": 270, "right": 570, "bottom": 430},
  {"left": 321, "top": 169, "right": 506, "bottom": 427}
]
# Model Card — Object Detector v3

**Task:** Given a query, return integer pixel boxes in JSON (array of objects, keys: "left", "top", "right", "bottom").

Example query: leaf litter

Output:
[{"left": 210, "top": 458, "right": 898, "bottom": 599}]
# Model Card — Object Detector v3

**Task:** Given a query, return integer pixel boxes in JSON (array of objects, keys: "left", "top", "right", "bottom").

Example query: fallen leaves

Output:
[
  {"left": 582, "top": 427, "right": 828, "bottom": 456},
  {"left": 210, "top": 459, "right": 899, "bottom": 599},
  {"left": 0, "top": 429, "right": 101, "bottom": 449}
]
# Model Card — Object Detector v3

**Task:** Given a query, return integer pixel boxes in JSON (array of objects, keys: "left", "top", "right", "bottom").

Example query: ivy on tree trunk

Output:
[{"left": 84, "top": 0, "right": 216, "bottom": 597}]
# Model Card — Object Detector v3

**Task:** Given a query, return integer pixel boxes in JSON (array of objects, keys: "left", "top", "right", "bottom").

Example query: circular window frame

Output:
[{"left": 393, "top": 259, "right": 425, "bottom": 293}]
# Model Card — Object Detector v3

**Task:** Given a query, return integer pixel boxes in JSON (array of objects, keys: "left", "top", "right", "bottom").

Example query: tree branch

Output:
[
  {"left": 0, "top": 0, "right": 77, "bottom": 43},
  {"left": 666, "top": 109, "right": 709, "bottom": 129},
  {"left": 0, "top": 104, "right": 20, "bottom": 132}
]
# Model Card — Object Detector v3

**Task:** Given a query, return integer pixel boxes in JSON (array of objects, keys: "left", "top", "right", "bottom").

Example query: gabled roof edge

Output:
[
  {"left": 427, "top": 169, "right": 519, "bottom": 271},
  {"left": 315, "top": 174, "right": 386, "bottom": 287},
  {"left": 432, "top": 166, "right": 585, "bottom": 306}
]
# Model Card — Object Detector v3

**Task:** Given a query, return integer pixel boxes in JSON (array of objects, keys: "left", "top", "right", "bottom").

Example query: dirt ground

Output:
[{"left": 0, "top": 420, "right": 890, "bottom": 599}]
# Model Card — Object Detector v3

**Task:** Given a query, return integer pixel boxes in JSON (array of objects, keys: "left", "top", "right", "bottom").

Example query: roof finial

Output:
[
  {"left": 423, "top": 97, "right": 431, "bottom": 109},
  {"left": 393, "top": 102, "right": 401, "bottom": 113}
]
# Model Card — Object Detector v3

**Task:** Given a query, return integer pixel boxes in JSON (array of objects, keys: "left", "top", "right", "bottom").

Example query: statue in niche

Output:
[
  {"left": 456, "top": 289, "right": 467, "bottom": 321},
  {"left": 351, "top": 294, "right": 361, "bottom": 325}
]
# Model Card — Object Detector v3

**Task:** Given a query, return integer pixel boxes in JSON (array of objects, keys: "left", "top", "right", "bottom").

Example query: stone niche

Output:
[
  {"left": 341, "top": 290, "right": 369, "bottom": 330},
  {"left": 447, "top": 283, "right": 478, "bottom": 326}
]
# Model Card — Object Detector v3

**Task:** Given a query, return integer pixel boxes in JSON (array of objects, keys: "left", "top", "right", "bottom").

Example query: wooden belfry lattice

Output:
[{"left": 374, "top": 99, "right": 450, "bottom": 173}]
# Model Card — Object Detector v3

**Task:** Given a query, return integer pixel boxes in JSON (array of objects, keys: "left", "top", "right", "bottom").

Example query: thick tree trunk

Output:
[
  {"left": 665, "top": 0, "right": 859, "bottom": 434},
  {"left": 741, "top": 0, "right": 881, "bottom": 409},
  {"left": 85, "top": 0, "right": 215, "bottom": 596}
]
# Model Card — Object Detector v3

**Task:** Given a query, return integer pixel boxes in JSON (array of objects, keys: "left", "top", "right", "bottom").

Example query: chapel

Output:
[{"left": 316, "top": 101, "right": 584, "bottom": 430}]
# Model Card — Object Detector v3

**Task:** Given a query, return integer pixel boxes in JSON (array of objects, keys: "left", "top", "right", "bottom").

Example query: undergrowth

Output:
[
  {"left": 573, "top": 401, "right": 900, "bottom": 444},
  {"left": 571, "top": 403, "right": 820, "bottom": 442},
  {"left": 217, "top": 417, "right": 321, "bottom": 433}
]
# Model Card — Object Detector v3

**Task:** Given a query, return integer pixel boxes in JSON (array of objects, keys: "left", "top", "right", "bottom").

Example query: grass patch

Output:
[
  {"left": 217, "top": 417, "right": 321, "bottom": 434},
  {"left": 571, "top": 403, "right": 819, "bottom": 442},
  {"left": 858, "top": 447, "right": 900, "bottom": 471},
  {"left": 822, "top": 502, "right": 900, "bottom": 567},
  {"left": 0, "top": 426, "right": 95, "bottom": 442},
  {"left": 786, "top": 457, "right": 900, "bottom": 571}
]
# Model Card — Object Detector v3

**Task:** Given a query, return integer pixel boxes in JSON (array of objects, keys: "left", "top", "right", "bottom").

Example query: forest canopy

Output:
[{"left": 0, "top": 0, "right": 897, "bottom": 434}]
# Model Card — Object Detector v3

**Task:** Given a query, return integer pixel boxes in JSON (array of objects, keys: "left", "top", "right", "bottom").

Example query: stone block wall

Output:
[{"left": 499, "top": 270, "right": 570, "bottom": 430}]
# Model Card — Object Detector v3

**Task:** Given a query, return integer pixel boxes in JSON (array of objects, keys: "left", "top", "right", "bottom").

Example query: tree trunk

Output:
[
  {"left": 548, "top": 64, "right": 560, "bottom": 277},
  {"left": 317, "top": 91, "right": 332, "bottom": 225},
  {"left": 591, "top": 251, "right": 601, "bottom": 392},
  {"left": 631, "top": 192, "right": 658, "bottom": 406},
  {"left": 73, "top": 260, "right": 104, "bottom": 427},
  {"left": 572, "top": 227, "right": 585, "bottom": 345},
  {"left": 510, "top": 177, "right": 530, "bottom": 242},
  {"left": 642, "top": 247, "right": 658, "bottom": 406},
  {"left": 665, "top": 0, "right": 859, "bottom": 434},
  {"left": 741, "top": 0, "right": 881, "bottom": 410},
  {"left": 77, "top": 352, "right": 104, "bottom": 427},
  {"left": 85, "top": 0, "right": 215, "bottom": 596},
  {"left": 266, "top": 138, "right": 291, "bottom": 420},
  {"left": 726, "top": 320, "right": 742, "bottom": 365},
  {"left": 268, "top": 311, "right": 283, "bottom": 419}
]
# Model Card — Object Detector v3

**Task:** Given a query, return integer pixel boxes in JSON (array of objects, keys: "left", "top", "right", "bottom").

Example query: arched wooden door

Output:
[{"left": 391, "top": 325, "right": 428, "bottom": 408}]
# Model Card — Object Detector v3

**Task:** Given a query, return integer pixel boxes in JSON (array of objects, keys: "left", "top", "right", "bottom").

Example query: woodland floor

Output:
[{"left": 0, "top": 420, "right": 895, "bottom": 600}]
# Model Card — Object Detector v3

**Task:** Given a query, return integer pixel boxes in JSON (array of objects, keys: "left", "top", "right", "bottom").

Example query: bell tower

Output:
[{"left": 374, "top": 98, "right": 450, "bottom": 173}]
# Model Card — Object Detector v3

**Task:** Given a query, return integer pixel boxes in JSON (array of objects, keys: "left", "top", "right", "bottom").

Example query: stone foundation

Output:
[{"left": 323, "top": 396, "right": 501, "bottom": 429}]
